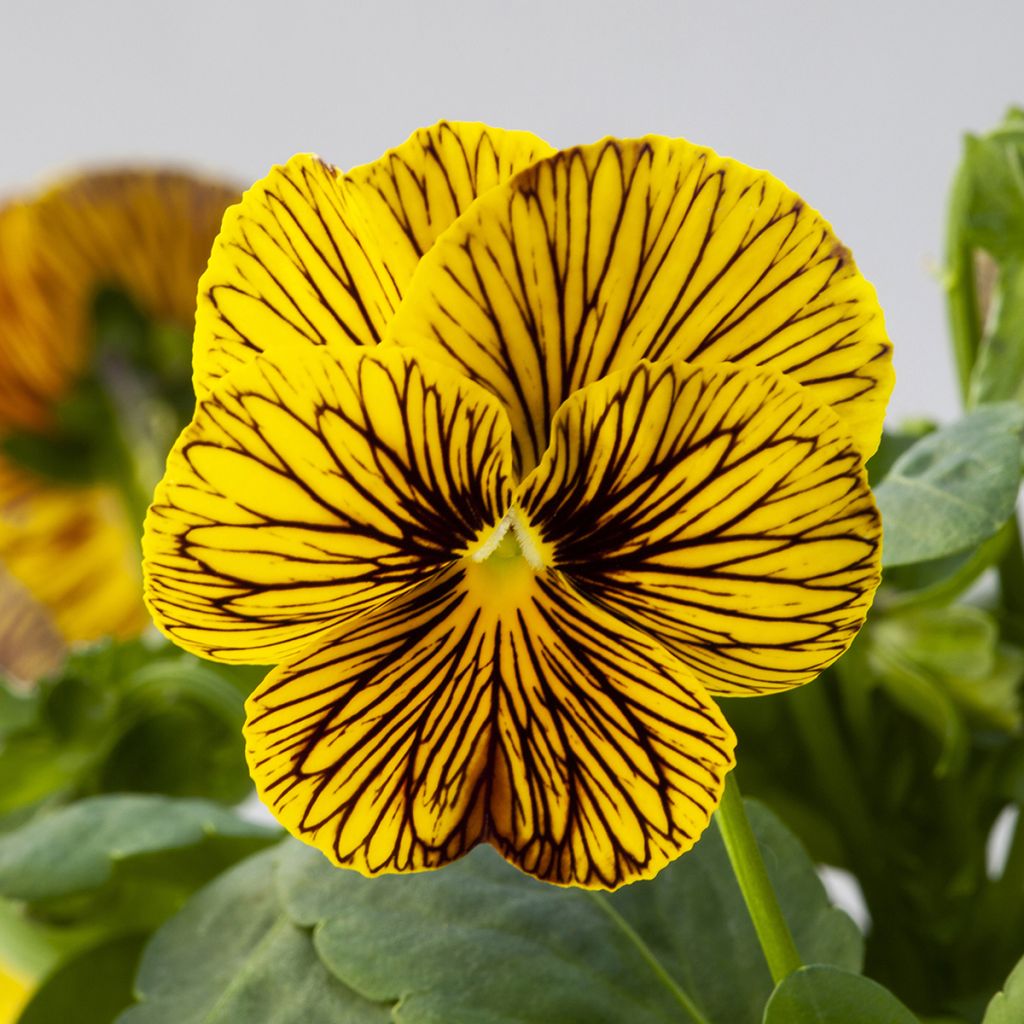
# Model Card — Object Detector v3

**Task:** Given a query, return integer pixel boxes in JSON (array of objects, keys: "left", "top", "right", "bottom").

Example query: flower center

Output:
[{"left": 469, "top": 506, "right": 547, "bottom": 571}]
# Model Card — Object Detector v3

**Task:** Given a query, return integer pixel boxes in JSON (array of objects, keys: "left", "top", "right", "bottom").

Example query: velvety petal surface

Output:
[
  {"left": 246, "top": 562, "right": 734, "bottom": 890},
  {"left": 385, "top": 136, "right": 893, "bottom": 475},
  {"left": 193, "top": 122, "right": 554, "bottom": 396},
  {"left": 517, "top": 359, "right": 882, "bottom": 696},
  {"left": 143, "top": 345, "right": 514, "bottom": 664}
]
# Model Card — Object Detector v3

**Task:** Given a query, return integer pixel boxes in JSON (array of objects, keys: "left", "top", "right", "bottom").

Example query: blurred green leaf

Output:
[
  {"left": 762, "top": 965, "right": 918, "bottom": 1023},
  {"left": 0, "top": 795, "right": 277, "bottom": 930},
  {"left": 971, "top": 260, "right": 1024, "bottom": 408},
  {"left": 983, "top": 953, "right": 1024, "bottom": 1023},
  {"left": 870, "top": 607, "right": 1023, "bottom": 736},
  {"left": 874, "top": 404, "right": 1024, "bottom": 567},
  {"left": 16, "top": 932, "right": 146, "bottom": 1024},
  {"left": 880, "top": 520, "right": 1011, "bottom": 608},
  {"left": 961, "top": 108, "right": 1024, "bottom": 262},
  {"left": 123, "top": 802, "right": 861, "bottom": 1024},
  {"left": 117, "top": 848, "right": 390, "bottom": 1024},
  {"left": 0, "top": 637, "right": 257, "bottom": 815}
]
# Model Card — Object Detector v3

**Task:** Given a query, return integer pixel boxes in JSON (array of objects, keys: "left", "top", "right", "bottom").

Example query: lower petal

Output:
[{"left": 245, "top": 561, "right": 735, "bottom": 890}]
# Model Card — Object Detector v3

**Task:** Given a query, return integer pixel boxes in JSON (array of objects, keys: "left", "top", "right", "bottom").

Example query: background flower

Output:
[{"left": 0, "top": 170, "right": 238, "bottom": 675}]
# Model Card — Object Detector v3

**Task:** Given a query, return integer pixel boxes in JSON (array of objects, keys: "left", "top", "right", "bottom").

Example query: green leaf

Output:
[
  {"left": 297, "top": 801, "right": 858, "bottom": 1024},
  {"left": 869, "top": 607, "right": 1023, "bottom": 736},
  {"left": 762, "top": 965, "right": 918, "bottom": 1023},
  {"left": 866, "top": 425, "right": 935, "bottom": 488},
  {"left": 0, "top": 795, "right": 277, "bottom": 930},
  {"left": 874, "top": 404, "right": 1024, "bottom": 567},
  {"left": 970, "top": 260, "right": 1024, "bottom": 407},
  {"left": 117, "top": 848, "right": 390, "bottom": 1024},
  {"left": 983, "top": 953, "right": 1024, "bottom": 1023},
  {"left": 961, "top": 108, "right": 1024, "bottom": 262},
  {"left": 122, "top": 802, "right": 858, "bottom": 1024},
  {"left": 0, "top": 638, "right": 257, "bottom": 815},
  {"left": 880, "top": 526, "right": 1010, "bottom": 608},
  {"left": 16, "top": 932, "right": 147, "bottom": 1024}
]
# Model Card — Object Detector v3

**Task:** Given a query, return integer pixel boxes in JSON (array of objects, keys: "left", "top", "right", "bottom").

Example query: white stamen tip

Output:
[
  {"left": 509, "top": 508, "right": 545, "bottom": 570},
  {"left": 471, "top": 513, "right": 512, "bottom": 562}
]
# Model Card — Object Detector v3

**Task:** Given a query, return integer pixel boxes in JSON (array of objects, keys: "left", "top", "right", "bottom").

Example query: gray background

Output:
[{"left": 2, "top": 0, "right": 1021, "bottom": 424}]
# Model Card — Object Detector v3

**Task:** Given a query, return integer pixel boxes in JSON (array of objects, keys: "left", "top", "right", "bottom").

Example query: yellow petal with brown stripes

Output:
[
  {"left": 517, "top": 359, "right": 882, "bottom": 697},
  {"left": 0, "top": 458, "right": 147, "bottom": 648},
  {"left": 143, "top": 345, "right": 514, "bottom": 664},
  {"left": 193, "top": 122, "right": 554, "bottom": 396},
  {"left": 246, "top": 562, "right": 734, "bottom": 890},
  {"left": 385, "top": 136, "right": 893, "bottom": 475}
]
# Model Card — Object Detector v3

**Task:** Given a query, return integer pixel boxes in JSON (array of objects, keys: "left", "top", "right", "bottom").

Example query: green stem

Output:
[{"left": 714, "top": 774, "right": 802, "bottom": 985}]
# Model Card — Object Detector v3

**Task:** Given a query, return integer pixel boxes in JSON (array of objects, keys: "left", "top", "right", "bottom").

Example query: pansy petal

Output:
[
  {"left": 0, "top": 458, "right": 147, "bottom": 646},
  {"left": 386, "top": 136, "right": 893, "bottom": 474},
  {"left": 246, "top": 563, "right": 735, "bottom": 890},
  {"left": 194, "top": 122, "right": 554, "bottom": 396},
  {"left": 517, "top": 360, "right": 882, "bottom": 697},
  {"left": 143, "top": 345, "right": 514, "bottom": 664}
]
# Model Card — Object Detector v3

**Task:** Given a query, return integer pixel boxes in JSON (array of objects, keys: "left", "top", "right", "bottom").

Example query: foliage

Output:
[
  {"left": 0, "top": 636, "right": 262, "bottom": 825},
  {"left": 119, "top": 802, "right": 867, "bottom": 1024},
  {"left": 728, "top": 105, "right": 1024, "bottom": 1022},
  {"left": 0, "top": 795, "right": 277, "bottom": 1023}
]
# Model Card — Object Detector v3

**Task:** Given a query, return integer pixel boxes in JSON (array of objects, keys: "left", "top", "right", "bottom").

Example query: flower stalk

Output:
[{"left": 714, "top": 773, "right": 802, "bottom": 985}]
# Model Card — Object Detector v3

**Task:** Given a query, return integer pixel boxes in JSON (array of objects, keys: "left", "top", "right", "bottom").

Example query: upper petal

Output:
[
  {"left": 143, "top": 345, "right": 514, "bottom": 664},
  {"left": 193, "top": 122, "right": 554, "bottom": 397},
  {"left": 517, "top": 359, "right": 882, "bottom": 697},
  {"left": 385, "top": 136, "right": 893, "bottom": 475}
]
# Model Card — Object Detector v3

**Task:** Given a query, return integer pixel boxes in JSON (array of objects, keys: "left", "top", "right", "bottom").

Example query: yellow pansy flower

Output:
[
  {"left": 143, "top": 124, "right": 892, "bottom": 889},
  {"left": 0, "top": 169, "right": 238, "bottom": 670}
]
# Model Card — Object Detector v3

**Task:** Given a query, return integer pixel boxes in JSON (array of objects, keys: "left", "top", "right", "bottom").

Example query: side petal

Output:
[
  {"left": 193, "top": 122, "right": 554, "bottom": 396},
  {"left": 246, "top": 563, "right": 735, "bottom": 890},
  {"left": 386, "top": 136, "right": 893, "bottom": 474},
  {"left": 517, "top": 359, "right": 882, "bottom": 697},
  {"left": 143, "top": 345, "right": 514, "bottom": 664}
]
